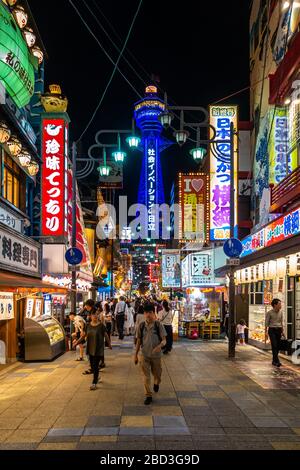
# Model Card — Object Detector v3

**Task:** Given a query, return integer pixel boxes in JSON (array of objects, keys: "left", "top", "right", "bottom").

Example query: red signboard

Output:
[
  {"left": 41, "top": 119, "right": 67, "bottom": 237},
  {"left": 179, "top": 173, "right": 209, "bottom": 242},
  {"left": 149, "top": 263, "right": 160, "bottom": 282}
]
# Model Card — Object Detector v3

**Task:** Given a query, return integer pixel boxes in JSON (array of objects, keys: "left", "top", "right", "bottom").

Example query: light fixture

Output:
[
  {"left": 27, "top": 161, "right": 39, "bottom": 176},
  {"left": 126, "top": 135, "right": 141, "bottom": 148},
  {"left": 112, "top": 150, "right": 127, "bottom": 163},
  {"left": 13, "top": 5, "right": 28, "bottom": 29},
  {"left": 31, "top": 46, "right": 44, "bottom": 64},
  {"left": 7, "top": 0, "right": 18, "bottom": 6},
  {"left": 7, "top": 135, "right": 22, "bottom": 156},
  {"left": 284, "top": 98, "right": 291, "bottom": 105},
  {"left": 277, "top": 258, "right": 287, "bottom": 278},
  {"left": 190, "top": 146, "right": 207, "bottom": 162},
  {"left": 282, "top": 1, "right": 290, "bottom": 10},
  {"left": 175, "top": 129, "right": 189, "bottom": 146},
  {"left": 23, "top": 27, "right": 36, "bottom": 48},
  {"left": 98, "top": 165, "right": 111, "bottom": 177},
  {"left": 159, "top": 111, "right": 173, "bottom": 128},
  {"left": 18, "top": 150, "right": 31, "bottom": 167},
  {"left": 0, "top": 121, "right": 11, "bottom": 144}
]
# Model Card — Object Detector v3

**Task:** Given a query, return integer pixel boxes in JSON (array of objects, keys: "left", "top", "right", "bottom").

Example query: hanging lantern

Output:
[
  {"left": 0, "top": 121, "right": 11, "bottom": 144},
  {"left": 258, "top": 263, "right": 264, "bottom": 281},
  {"left": 268, "top": 260, "right": 277, "bottom": 279},
  {"left": 31, "top": 46, "right": 44, "bottom": 64},
  {"left": 7, "top": 135, "right": 22, "bottom": 156},
  {"left": 27, "top": 161, "right": 39, "bottom": 176},
  {"left": 97, "top": 165, "right": 111, "bottom": 177},
  {"left": 112, "top": 150, "right": 126, "bottom": 163},
  {"left": 18, "top": 151, "right": 31, "bottom": 167},
  {"left": 23, "top": 27, "right": 36, "bottom": 48},
  {"left": 189, "top": 147, "right": 207, "bottom": 163},
  {"left": 13, "top": 5, "right": 28, "bottom": 29},
  {"left": 7, "top": 0, "right": 18, "bottom": 6},
  {"left": 126, "top": 136, "right": 141, "bottom": 148},
  {"left": 289, "top": 254, "right": 298, "bottom": 276},
  {"left": 277, "top": 258, "right": 287, "bottom": 278}
]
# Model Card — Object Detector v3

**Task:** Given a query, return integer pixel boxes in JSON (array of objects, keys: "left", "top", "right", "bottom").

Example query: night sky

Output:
[{"left": 29, "top": 0, "right": 251, "bottom": 207}]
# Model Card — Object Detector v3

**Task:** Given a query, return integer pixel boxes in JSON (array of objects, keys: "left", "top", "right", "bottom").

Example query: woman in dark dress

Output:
[{"left": 86, "top": 310, "right": 112, "bottom": 390}]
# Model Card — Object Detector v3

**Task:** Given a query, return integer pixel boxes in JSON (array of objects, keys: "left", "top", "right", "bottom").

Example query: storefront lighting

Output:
[
  {"left": 268, "top": 260, "right": 277, "bottom": 279},
  {"left": 112, "top": 150, "right": 126, "bottom": 163},
  {"left": 190, "top": 146, "right": 207, "bottom": 163},
  {"left": 31, "top": 46, "right": 44, "bottom": 64},
  {"left": 0, "top": 121, "right": 11, "bottom": 144},
  {"left": 289, "top": 254, "right": 298, "bottom": 276},
  {"left": 282, "top": 1, "right": 290, "bottom": 10},
  {"left": 159, "top": 111, "right": 173, "bottom": 128},
  {"left": 126, "top": 136, "right": 141, "bottom": 148},
  {"left": 18, "top": 151, "right": 31, "bottom": 167},
  {"left": 277, "top": 258, "right": 287, "bottom": 278},
  {"left": 13, "top": 5, "right": 28, "bottom": 29},
  {"left": 258, "top": 263, "right": 264, "bottom": 281},
  {"left": 27, "top": 161, "right": 39, "bottom": 176},
  {"left": 285, "top": 98, "right": 291, "bottom": 105},
  {"left": 23, "top": 27, "right": 36, "bottom": 48},
  {"left": 97, "top": 165, "right": 111, "bottom": 177},
  {"left": 7, "top": 135, "right": 22, "bottom": 156}
]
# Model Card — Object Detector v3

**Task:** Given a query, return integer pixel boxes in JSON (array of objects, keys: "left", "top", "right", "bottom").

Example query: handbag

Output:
[{"left": 279, "top": 338, "right": 292, "bottom": 352}]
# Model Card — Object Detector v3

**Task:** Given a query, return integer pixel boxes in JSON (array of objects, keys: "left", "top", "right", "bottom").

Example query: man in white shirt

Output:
[{"left": 115, "top": 296, "right": 127, "bottom": 340}]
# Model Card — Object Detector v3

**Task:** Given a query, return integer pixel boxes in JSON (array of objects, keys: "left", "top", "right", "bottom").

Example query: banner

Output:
[
  {"left": 179, "top": 173, "right": 209, "bottom": 241},
  {"left": 162, "top": 250, "right": 181, "bottom": 288},
  {"left": 0, "top": 292, "right": 14, "bottom": 320}
]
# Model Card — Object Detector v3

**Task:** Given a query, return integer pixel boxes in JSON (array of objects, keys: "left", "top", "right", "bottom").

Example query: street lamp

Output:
[
  {"left": 112, "top": 133, "right": 127, "bottom": 163},
  {"left": 126, "top": 119, "right": 141, "bottom": 148},
  {"left": 97, "top": 148, "right": 111, "bottom": 176}
]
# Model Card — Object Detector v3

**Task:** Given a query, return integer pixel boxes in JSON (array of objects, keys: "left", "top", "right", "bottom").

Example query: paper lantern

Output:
[
  {"left": 268, "top": 261, "right": 277, "bottom": 279},
  {"left": 7, "top": 135, "right": 22, "bottom": 156},
  {"left": 258, "top": 263, "right": 264, "bottom": 281},
  {"left": 289, "top": 254, "right": 298, "bottom": 276},
  {"left": 31, "top": 46, "right": 44, "bottom": 64},
  {"left": 277, "top": 258, "right": 287, "bottom": 278},
  {"left": 0, "top": 121, "right": 11, "bottom": 144},
  {"left": 27, "top": 161, "right": 39, "bottom": 176},
  {"left": 23, "top": 27, "right": 36, "bottom": 48},
  {"left": 18, "top": 151, "right": 31, "bottom": 167},
  {"left": 13, "top": 5, "right": 28, "bottom": 29}
]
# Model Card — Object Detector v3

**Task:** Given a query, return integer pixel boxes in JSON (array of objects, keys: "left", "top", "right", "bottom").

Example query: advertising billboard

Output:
[{"left": 162, "top": 250, "right": 181, "bottom": 288}]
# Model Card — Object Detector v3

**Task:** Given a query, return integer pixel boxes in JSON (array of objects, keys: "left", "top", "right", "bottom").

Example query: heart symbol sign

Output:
[{"left": 191, "top": 179, "right": 204, "bottom": 193}]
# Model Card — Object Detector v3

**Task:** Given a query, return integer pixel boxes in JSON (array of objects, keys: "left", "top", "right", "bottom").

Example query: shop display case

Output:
[
  {"left": 248, "top": 305, "right": 271, "bottom": 350},
  {"left": 24, "top": 315, "right": 66, "bottom": 361}
]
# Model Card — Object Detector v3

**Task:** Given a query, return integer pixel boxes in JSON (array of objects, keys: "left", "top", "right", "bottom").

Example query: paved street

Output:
[{"left": 0, "top": 339, "right": 300, "bottom": 450}]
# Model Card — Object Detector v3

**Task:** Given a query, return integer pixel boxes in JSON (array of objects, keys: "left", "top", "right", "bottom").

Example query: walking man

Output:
[
  {"left": 265, "top": 298, "right": 285, "bottom": 367},
  {"left": 134, "top": 303, "right": 166, "bottom": 405},
  {"left": 115, "top": 296, "right": 127, "bottom": 340}
]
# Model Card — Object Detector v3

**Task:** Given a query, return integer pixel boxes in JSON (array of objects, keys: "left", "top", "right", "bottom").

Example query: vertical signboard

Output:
[
  {"left": 162, "top": 250, "right": 181, "bottom": 288},
  {"left": 209, "top": 106, "right": 238, "bottom": 241},
  {"left": 269, "top": 107, "right": 292, "bottom": 184},
  {"left": 179, "top": 173, "right": 209, "bottom": 241},
  {"left": 41, "top": 119, "right": 67, "bottom": 237},
  {"left": 146, "top": 138, "right": 158, "bottom": 233},
  {"left": 149, "top": 263, "right": 160, "bottom": 282}
]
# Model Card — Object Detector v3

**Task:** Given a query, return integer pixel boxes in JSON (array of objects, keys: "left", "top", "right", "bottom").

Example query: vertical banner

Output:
[
  {"left": 209, "top": 106, "right": 238, "bottom": 241},
  {"left": 145, "top": 137, "right": 158, "bottom": 233},
  {"left": 41, "top": 118, "right": 67, "bottom": 237},
  {"left": 149, "top": 263, "right": 160, "bottom": 282},
  {"left": 162, "top": 250, "right": 181, "bottom": 288},
  {"left": 269, "top": 107, "right": 291, "bottom": 184},
  {"left": 179, "top": 173, "right": 209, "bottom": 241}
]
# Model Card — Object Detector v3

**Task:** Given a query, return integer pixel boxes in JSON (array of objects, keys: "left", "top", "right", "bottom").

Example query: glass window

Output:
[{"left": 2, "top": 153, "right": 26, "bottom": 211}]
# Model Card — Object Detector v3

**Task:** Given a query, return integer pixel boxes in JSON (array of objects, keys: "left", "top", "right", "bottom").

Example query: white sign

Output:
[
  {"left": 162, "top": 250, "right": 181, "bottom": 288},
  {"left": 0, "top": 292, "right": 14, "bottom": 320},
  {"left": 227, "top": 258, "right": 240, "bottom": 266},
  {"left": 0, "top": 226, "right": 40, "bottom": 276},
  {"left": 182, "top": 251, "right": 215, "bottom": 287},
  {"left": 0, "top": 205, "right": 22, "bottom": 233}
]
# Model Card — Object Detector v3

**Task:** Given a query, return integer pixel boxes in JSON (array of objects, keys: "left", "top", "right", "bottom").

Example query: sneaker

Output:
[
  {"left": 163, "top": 350, "right": 168, "bottom": 355},
  {"left": 76, "top": 357, "right": 83, "bottom": 361},
  {"left": 153, "top": 384, "right": 159, "bottom": 393},
  {"left": 90, "top": 384, "right": 97, "bottom": 391},
  {"left": 144, "top": 396, "right": 152, "bottom": 405},
  {"left": 82, "top": 369, "right": 93, "bottom": 375},
  {"left": 99, "top": 363, "right": 106, "bottom": 369}
]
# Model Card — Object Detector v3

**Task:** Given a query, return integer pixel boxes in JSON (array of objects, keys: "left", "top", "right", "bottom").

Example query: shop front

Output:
[
  {"left": 180, "top": 250, "right": 226, "bottom": 340},
  {"left": 236, "top": 205, "right": 300, "bottom": 352}
]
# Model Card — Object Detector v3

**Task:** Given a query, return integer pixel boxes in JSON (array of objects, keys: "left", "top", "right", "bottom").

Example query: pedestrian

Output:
[
  {"left": 265, "top": 298, "right": 285, "bottom": 367},
  {"left": 104, "top": 302, "right": 112, "bottom": 342},
  {"left": 134, "top": 305, "right": 144, "bottom": 345},
  {"left": 86, "top": 310, "right": 112, "bottom": 390},
  {"left": 80, "top": 299, "right": 95, "bottom": 323},
  {"left": 134, "top": 303, "right": 167, "bottom": 405},
  {"left": 69, "top": 312, "right": 86, "bottom": 361},
  {"left": 158, "top": 300, "right": 174, "bottom": 354},
  {"left": 115, "top": 296, "right": 127, "bottom": 340},
  {"left": 236, "top": 319, "right": 248, "bottom": 345},
  {"left": 111, "top": 298, "right": 118, "bottom": 335},
  {"left": 223, "top": 311, "right": 229, "bottom": 339},
  {"left": 125, "top": 301, "right": 135, "bottom": 335}
]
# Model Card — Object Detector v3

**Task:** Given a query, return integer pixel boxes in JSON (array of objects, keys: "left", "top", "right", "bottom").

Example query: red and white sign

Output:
[
  {"left": 149, "top": 263, "right": 160, "bottom": 282},
  {"left": 42, "top": 119, "right": 67, "bottom": 237}
]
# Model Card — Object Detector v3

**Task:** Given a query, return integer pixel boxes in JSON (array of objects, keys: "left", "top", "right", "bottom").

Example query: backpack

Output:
[{"left": 139, "top": 320, "right": 162, "bottom": 347}]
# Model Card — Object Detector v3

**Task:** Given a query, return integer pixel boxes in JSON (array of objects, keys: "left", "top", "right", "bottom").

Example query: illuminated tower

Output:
[{"left": 134, "top": 86, "right": 172, "bottom": 236}]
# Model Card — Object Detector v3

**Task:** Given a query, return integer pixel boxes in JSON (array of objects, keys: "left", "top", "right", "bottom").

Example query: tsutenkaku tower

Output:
[{"left": 134, "top": 86, "right": 172, "bottom": 236}]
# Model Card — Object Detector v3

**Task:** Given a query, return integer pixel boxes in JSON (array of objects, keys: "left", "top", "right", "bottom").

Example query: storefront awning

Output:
[{"left": 0, "top": 272, "right": 68, "bottom": 294}]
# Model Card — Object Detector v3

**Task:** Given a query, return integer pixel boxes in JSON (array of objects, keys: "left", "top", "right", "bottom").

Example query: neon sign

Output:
[
  {"left": 41, "top": 119, "right": 67, "bottom": 237},
  {"left": 269, "top": 108, "right": 291, "bottom": 184},
  {"left": 147, "top": 143, "right": 157, "bottom": 232},
  {"left": 241, "top": 205, "right": 300, "bottom": 257},
  {"left": 209, "top": 105, "right": 238, "bottom": 241}
]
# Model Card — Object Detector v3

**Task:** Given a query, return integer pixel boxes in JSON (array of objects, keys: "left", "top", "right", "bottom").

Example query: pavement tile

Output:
[
  {"left": 188, "top": 427, "right": 225, "bottom": 435},
  {"left": 83, "top": 427, "right": 119, "bottom": 436},
  {"left": 154, "top": 427, "right": 190, "bottom": 436},
  {"left": 122, "top": 406, "right": 152, "bottom": 416},
  {"left": 176, "top": 391, "right": 202, "bottom": 398},
  {"left": 156, "top": 442, "right": 195, "bottom": 450},
  {"left": 185, "top": 415, "right": 221, "bottom": 427},
  {"left": 119, "top": 427, "right": 154, "bottom": 436},
  {"left": 80, "top": 436, "right": 117, "bottom": 442},
  {"left": 77, "top": 442, "right": 117, "bottom": 450},
  {"left": 54, "top": 417, "right": 88, "bottom": 428},
  {"left": 248, "top": 417, "right": 289, "bottom": 428},
  {"left": 293, "top": 428, "right": 300, "bottom": 435},
  {"left": 258, "top": 427, "right": 296, "bottom": 435},
  {"left": 121, "top": 416, "right": 153, "bottom": 427},
  {"left": 193, "top": 440, "right": 235, "bottom": 450},
  {"left": 152, "top": 406, "right": 183, "bottom": 416},
  {"left": 218, "top": 416, "right": 255, "bottom": 428},
  {"left": 182, "top": 406, "right": 214, "bottom": 416},
  {"left": 0, "top": 407, "right": 36, "bottom": 419},
  {"left": 38, "top": 443, "right": 77, "bottom": 450},
  {"left": 48, "top": 428, "right": 84, "bottom": 436},
  {"left": 117, "top": 441, "right": 155, "bottom": 450},
  {"left": 42, "top": 436, "right": 81, "bottom": 443},
  {"left": 0, "top": 443, "right": 38, "bottom": 450},
  {"left": 0, "top": 418, "right": 25, "bottom": 430},
  {"left": 0, "top": 430, "right": 14, "bottom": 442},
  {"left": 234, "top": 442, "right": 274, "bottom": 450},
  {"left": 5, "top": 429, "right": 48, "bottom": 443},
  {"left": 271, "top": 442, "right": 300, "bottom": 450},
  {"left": 179, "top": 398, "right": 208, "bottom": 406},
  {"left": 87, "top": 416, "right": 121, "bottom": 427},
  {"left": 19, "top": 416, "right": 58, "bottom": 429},
  {"left": 281, "top": 417, "right": 300, "bottom": 427},
  {"left": 223, "top": 427, "right": 264, "bottom": 435},
  {"left": 200, "top": 391, "right": 228, "bottom": 399},
  {"left": 153, "top": 416, "right": 186, "bottom": 427}
]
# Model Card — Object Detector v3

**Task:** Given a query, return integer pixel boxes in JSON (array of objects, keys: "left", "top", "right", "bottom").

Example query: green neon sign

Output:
[{"left": 0, "top": 2, "right": 35, "bottom": 108}]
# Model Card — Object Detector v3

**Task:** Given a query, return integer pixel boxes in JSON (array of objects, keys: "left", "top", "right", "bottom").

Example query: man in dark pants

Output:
[
  {"left": 115, "top": 296, "right": 127, "bottom": 340},
  {"left": 265, "top": 298, "right": 285, "bottom": 367}
]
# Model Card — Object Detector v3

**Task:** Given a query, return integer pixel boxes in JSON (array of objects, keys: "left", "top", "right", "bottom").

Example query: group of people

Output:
[{"left": 68, "top": 296, "right": 174, "bottom": 402}]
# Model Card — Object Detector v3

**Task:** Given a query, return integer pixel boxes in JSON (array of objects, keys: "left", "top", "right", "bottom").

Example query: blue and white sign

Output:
[
  {"left": 223, "top": 238, "right": 243, "bottom": 258},
  {"left": 65, "top": 247, "right": 83, "bottom": 265},
  {"left": 147, "top": 142, "right": 157, "bottom": 232}
]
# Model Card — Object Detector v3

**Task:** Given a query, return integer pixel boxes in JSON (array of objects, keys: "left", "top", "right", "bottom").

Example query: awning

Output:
[{"left": 0, "top": 272, "right": 68, "bottom": 294}]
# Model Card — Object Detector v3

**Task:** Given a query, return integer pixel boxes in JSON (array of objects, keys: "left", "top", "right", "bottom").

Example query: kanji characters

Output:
[
  {"left": 2, "top": 237, "right": 12, "bottom": 260},
  {"left": 46, "top": 139, "right": 60, "bottom": 155},
  {"left": 46, "top": 156, "right": 60, "bottom": 171},
  {"left": 13, "top": 242, "right": 22, "bottom": 263},
  {"left": 22, "top": 246, "right": 30, "bottom": 266}
]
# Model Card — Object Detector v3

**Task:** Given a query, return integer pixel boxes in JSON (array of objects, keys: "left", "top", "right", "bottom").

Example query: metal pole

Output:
[
  {"left": 110, "top": 238, "right": 114, "bottom": 298},
  {"left": 228, "top": 122, "right": 236, "bottom": 358},
  {"left": 71, "top": 142, "right": 77, "bottom": 314}
]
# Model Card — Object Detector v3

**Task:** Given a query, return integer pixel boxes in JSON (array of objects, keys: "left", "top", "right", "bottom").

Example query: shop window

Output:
[
  {"left": 255, "top": 281, "right": 264, "bottom": 305},
  {"left": 2, "top": 153, "right": 26, "bottom": 211}
]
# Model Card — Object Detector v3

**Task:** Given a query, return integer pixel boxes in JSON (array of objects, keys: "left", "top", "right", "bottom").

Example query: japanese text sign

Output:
[
  {"left": 149, "top": 263, "right": 160, "bottom": 282},
  {"left": 0, "top": 226, "right": 40, "bottom": 276},
  {"left": 146, "top": 140, "right": 157, "bottom": 233},
  {"left": 0, "top": 292, "right": 14, "bottom": 320},
  {"left": 241, "top": 205, "right": 300, "bottom": 257},
  {"left": 42, "top": 119, "right": 67, "bottom": 237},
  {"left": 181, "top": 251, "right": 215, "bottom": 287},
  {"left": 209, "top": 106, "right": 238, "bottom": 241},
  {"left": 269, "top": 108, "right": 293, "bottom": 184},
  {"left": 179, "top": 174, "right": 209, "bottom": 241},
  {"left": 162, "top": 250, "right": 181, "bottom": 288}
]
